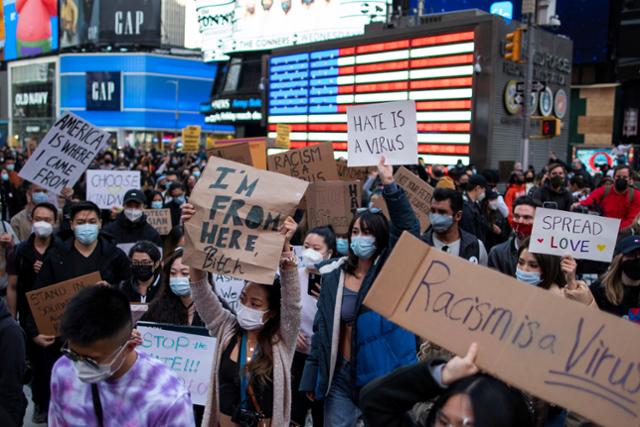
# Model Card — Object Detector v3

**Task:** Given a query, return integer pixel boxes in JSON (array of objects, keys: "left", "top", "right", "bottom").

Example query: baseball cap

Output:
[
  {"left": 123, "top": 189, "right": 146, "bottom": 205},
  {"left": 616, "top": 236, "right": 640, "bottom": 255}
]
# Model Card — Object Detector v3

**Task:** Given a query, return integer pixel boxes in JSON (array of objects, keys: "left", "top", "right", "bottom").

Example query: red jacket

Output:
[{"left": 580, "top": 185, "right": 640, "bottom": 229}]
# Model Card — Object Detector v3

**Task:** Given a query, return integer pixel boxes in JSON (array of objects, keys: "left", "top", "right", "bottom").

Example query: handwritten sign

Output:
[
  {"left": 394, "top": 167, "right": 434, "bottom": 232},
  {"left": 19, "top": 112, "right": 110, "bottom": 194},
  {"left": 137, "top": 322, "right": 216, "bottom": 406},
  {"left": 213, "top": 274, "right": 245, "bottom": 312},
  {"left": 365, "top": 232, "right": 640, "bottom": 427},
  {"left": 182, "top": 125, "right": 201, "bottom": 153},
  {"left": 86, "top": 170, "right": 141, "bottom": 209},
  {"left": 267, "top": 143, "right": 339, "bottom": 182},
  {"left": 144, "top": 209, "right": 172, "bottom": 235},
  {"left": 306, "top": 181, "right": 361, "bottom": 234},
  {"left": 26, "top": 272, "right": 102, "bottom": 336},
  {"left": 529, "top": 208, "right": 620, "bottom": 262},
  {"left": 275, "top": 124, "right": 291, "bottom": 149},
  {"left": 207, "top": 139, "right": 267, "bottom": 169},
  {"left": 183, "top": 157, "right": 309, "bottom": 283},
  {"left": 347, "top": 100, "right": 417, "bottom": 167},
  {"left": 336, "top": 158, "right": 375, "bottom": 183}
]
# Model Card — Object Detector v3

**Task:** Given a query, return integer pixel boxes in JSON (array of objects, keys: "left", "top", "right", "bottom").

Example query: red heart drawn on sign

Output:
[{"left": 537, "top": 238, "right": 544, "bottom": 244}]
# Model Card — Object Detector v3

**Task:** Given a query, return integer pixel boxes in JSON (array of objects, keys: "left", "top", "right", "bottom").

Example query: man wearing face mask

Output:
[
  {"left": 6, "top": 202, "right": 63, "bottom": 423},
  {"left": 103, "top": 189, "right": 162, "bottom": 246},
  {"left": 166, "top": 182, "right": 188, "bottom": 227},
  {"left": 49, "top": 286, "right": 195, "bottom": 426},
  {"left": 530, "top": 163, "right": 575, "bottom": 211},
  {"left": 459, "top": 174, "right": 491, "bottom": 244},
  {"left": 11, "top": 182, "right": 58, "bottom": 241},
  {"left": 578, "top": 165, "right": 640, "bottom": 230},
  {"left": 422, "top": 188, "right": 488, "bottom": 265},
  {"left": 488, "top": 196, "right": 540, "bottom": 277}
]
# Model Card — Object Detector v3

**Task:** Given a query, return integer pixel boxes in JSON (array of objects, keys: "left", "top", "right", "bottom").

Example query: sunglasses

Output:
[
  {"left": 356, "top": 207, "right": 382, "bottom": 214},
  {"left": 62, "top": 338, "right": 129, "bottom": 370}
]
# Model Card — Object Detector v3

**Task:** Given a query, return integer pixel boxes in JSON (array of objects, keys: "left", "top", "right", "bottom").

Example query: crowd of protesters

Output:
[{"left": 0, "top": 142, "right": 638, "bottom": 427}]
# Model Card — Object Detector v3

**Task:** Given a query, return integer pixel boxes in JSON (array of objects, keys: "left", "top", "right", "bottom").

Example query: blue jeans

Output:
[{"left": 324, "top": 359, "right": 361, "bottom": 427}]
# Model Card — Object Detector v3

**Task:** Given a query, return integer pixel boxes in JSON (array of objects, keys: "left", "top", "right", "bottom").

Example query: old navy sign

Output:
[{"left": 86, "top": 72, "right": 121, "bottom": 111}]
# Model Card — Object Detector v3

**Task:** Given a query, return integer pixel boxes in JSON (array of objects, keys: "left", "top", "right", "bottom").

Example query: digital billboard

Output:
[
  {"left": 3, "top": 0, "right": 58, "bottom": 60},
  {"left": 191, "top": 0, "right": 391, "bottom": 61},
  {"left": 267, "top": 30, "right": 475, "bottom": 165},
  {"left": 99, "top": 0, "right": 161, "bottom": 46},
  {"left": 59, "top": 0, "right": 98, "bottom": 48}
]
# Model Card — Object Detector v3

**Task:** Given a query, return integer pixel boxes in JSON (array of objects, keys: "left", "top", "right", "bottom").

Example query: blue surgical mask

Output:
[
  {"left": 336, "top": 238, "right": 349, "bottom": 256},
  {"left": 350, "top": 235, "right": 377, "bottom": 260},
  {"left": 32, "top": 191, "right": 49, "bottom": 205},
  {"left": 169, "top": 276, "right": 191, "bottom": 296},
  {"left": 151, "top": 201, "right": 163, "bottom": 209},
  {"left": 6, "top": 164, "right": 14, "bottom": 171},
  {"left": 174, "top": 195, "right": 186, "bottom": 205},
  {"left": 429, "top": 213, "right": 454, "bottom": 233},
  {"left": 193, "top": 171, "right": 201, "bottom": 178},
  {"left": 515, "top": 268, "right": 542, "bottom": 286},
  {"left": 1, "top": 173, "right": 9, "bottom": 182},
  {"left": 74, "top": 224, "right": 100, "bottom": 245}
]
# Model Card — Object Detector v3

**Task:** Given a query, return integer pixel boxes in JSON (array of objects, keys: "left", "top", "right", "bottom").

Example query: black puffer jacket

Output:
[
  {"left": 103, "top": 212, "right": 162, "bottom": 246},
  {"left": 0, "top": 300, "right": 27, "bottom": 427}
]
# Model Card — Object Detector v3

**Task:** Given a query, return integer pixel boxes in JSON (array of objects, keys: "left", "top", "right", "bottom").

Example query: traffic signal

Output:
[
  {"left": 541, "top": 117, "right": 562, "bottom": 137},
  {"left": 504, "top": 28, "right": 523, "bottom": 63}
]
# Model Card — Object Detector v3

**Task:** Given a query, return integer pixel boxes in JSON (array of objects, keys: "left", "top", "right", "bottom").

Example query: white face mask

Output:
[
  {"left": 301, "top": 248, "right": 325, "bottom": 269},
  {"left": 124, "top": 209, "right": 143, "bottom": 222},
  {"left": 72, "top": 344, "right": 128, "bottom": 383},
  {"left": 236, "top": 302, "right": 268, "bottom": 331},
  {"left": 32, "top": 221, "right": 53, "bottom": 238}
]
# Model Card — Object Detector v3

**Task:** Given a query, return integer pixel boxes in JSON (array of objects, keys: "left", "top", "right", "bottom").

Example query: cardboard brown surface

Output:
[
  {"left": 275, "top": 124, "right": 291, "bottom": 149},
  {"left": 370, "top": 194, "right": 390, "bottom": 219},
  {"left": 182, "top": 157, "right": 309, "bottom": 284},
  {"left": 143, "top": 209, "right": 172, "bottom": 235},
  {"left": 306, "top": 181, "right": 361, "bottom": 235},
  {"left": 394, "top": 167, "right": 433, "bottom": 232},
  {"left": 207, "top": 142, "right": 254, "bottom": 167},
  {"left": 336, "top": 158, "right": 375, "bottom": 183},
  {"left": 267, "top": 143, "right": 339, "bottom": 182},
  {"left": 364, "top": 232, "right": 640, "bottom": 427},
  {"left": 26, "top": 272, "right": 102, "bottom": 336},
  {"left": 182, "top": 125, "right": 202, "bottom": 153}
]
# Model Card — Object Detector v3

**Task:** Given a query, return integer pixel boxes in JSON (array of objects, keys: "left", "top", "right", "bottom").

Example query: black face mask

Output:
[
  {"left": 615, "top": 178, "right": 629, "bottom": 192},
  {"left": 132, "top": 264, "right": 155, "bottom": 282},
  {"left": 550, "top": 175, "right": 564, "bottom": 188},
  {"left": 433, "top": 169, "right": 444, "bottom": 178},
  {"left": 622, "top": 259, "right": 640, "bottom": 280}
]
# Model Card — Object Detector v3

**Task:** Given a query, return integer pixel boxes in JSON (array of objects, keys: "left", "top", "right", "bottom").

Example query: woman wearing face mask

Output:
[
  {"left": 481, "top": 191, "right": 510, "bottom": 252},
  {"left": 148, "top": 191, "right": 165, "bottom": 210},
  {"left": 118, "top": 241, "right": 162, "bottom": 303},
  {"left": 504, "top": 171, "right": 526, "bottom": 221},
  {"left": 335, "top": 235, "right": 350, "bottom": 256},
  {"left": 590, "top": 236, "right": 640, "bottom": 318},
  {"left": 291, "top": 225, "right": 337, "bottom": 427},
  {"left": 181, "top": 205, "right": 301, "bottom": 427},
  {"left": 300, "top": 156, "right": 421, "bottom": 427}
]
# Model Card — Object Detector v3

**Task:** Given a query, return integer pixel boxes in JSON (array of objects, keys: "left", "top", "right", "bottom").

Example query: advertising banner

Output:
[
  {"left": 99, "top": 0, "right": 161, "bottom": 46},
  {"left": 59, "top": 0, "right": 98, "bottom": 48},
  {"left": 3, "top": 0, "right": 59, "bottom": 60},
  {"left": 86, "top": 71, "right": 121, "bottom": 111}
]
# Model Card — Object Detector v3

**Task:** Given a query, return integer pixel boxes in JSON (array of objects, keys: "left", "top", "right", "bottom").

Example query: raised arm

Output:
[{"left": 277, "top": 217, "right": 302, "bottom": 355}]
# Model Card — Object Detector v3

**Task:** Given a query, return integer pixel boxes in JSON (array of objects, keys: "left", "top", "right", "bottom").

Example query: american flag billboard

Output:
[{"left": 267, "top": 30, "right": 475, "bottom": 165}]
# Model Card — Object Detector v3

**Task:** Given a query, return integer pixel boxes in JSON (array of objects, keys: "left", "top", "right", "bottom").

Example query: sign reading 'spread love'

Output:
[
  {"left": 137, "top": 322, "right": 216, "bottom": 406},
  {"left": 347, "top": 100, "right": 417, "bottom": 167},
  {"left": 529, "top": 208, "right": 620, "bottom": 262},
  {"left": 183, "top": 157, "right": 309, "bottom": 284},
  {"left": 19, "top": 112, "right": 110, "bottom": 194},
  {"left": 365, "top": 232, "right": 640, "bottom": 427}
]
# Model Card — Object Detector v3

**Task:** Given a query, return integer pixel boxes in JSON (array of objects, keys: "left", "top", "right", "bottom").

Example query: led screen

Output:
[{"left": 267, "top": 30, "right": 475, "bottom": 165}]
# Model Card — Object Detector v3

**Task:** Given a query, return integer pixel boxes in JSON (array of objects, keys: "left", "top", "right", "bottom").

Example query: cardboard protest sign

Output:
[
  {"left": 267, "top": 143, "right": 339, "bottom": 182},
  {"left": 213, "top": 274, "right": 245, "bottom": 312},
  {"left": 394, "top": 166, "right": 434, "bottom": 232},
  {"left": 26, "top": 272, "right": 102, "bottom": 336},
  {"left": 347, "top": 100, "right": 417, "bottom": 167},
  {"left": 365, "top": 232, "right": 640, "bottom": 427},
  {"left": 183, "top": 157, "right": 309, "bottom": 283},
  {"left": 306, "top": 181, "right": 361, "bottom": 234},
  {"left": 182, "top": 125, "right": 202, "bottom": 153},
  {"left": 207, "top": 142, "right": 253, "bottom": 167},
  {"left": 19, "top": 112, "right": 110, "bottom": 194},
  {"left": 209, "top": 138, "right": 268, "bottom": 169},
  {"left": 529, "top": 208, "right": 620, "bottom": 263},
  {"left": 137, "top": 322, "right": 216, "bottom": 406},
  {"left": 370, "top": 194, "right": 390, "bottom": 219},
  {"left": 275, "top": 124, "right": 291, "bottom": 149},
  {"left": 143, "top": 209, "right": 172, "bottom": 235},
  {"left": 336, "top": 158, "right": 375, "bottom": 183},
  {"left": 86, "top": 170, "right": 141, "bottom": 209}
]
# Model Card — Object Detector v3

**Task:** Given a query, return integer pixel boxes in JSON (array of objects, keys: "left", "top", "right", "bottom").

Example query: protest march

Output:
[{"left": 2, "top": 104, "right": 640, "bottom": 427}]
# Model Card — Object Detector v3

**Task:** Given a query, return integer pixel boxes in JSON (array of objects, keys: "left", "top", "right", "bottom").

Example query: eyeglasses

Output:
[
  {"left": 62, "top": 338, "right": 129, "bottom": 370},
  {"left": 356, "top": 207, "right": 382, "bottom": 214},
  {"left": 434, "top": 411, "right": 474, "bottom": 427}
]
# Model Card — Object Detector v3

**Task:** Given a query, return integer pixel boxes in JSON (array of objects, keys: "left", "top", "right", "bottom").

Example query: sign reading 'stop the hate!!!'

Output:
[
  {"left": 19, "top": 112, "right": 110, "bottom": 194},
  {"left": 529, "top": 208, "right": 620, "bottom": 263},
  {"left": 183, "top": 157, "right": 309, "bottom": 284},
  {"left": 347, "top": 100, "right": 417, "bottom": 167}
]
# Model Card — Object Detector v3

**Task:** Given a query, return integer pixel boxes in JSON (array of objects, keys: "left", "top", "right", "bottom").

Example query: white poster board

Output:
[
  {"left": 86, "top": 170, "right": 141, "bottom": 209},
  {"left": 19, "top": 112, "right": 110, "bottom": 194},
  {"left": 213, "top": 274, "right": 245, "bottom": 312},
  {"left": 529, "top": 208, "right": 620, "bottom": 262},
  {"left": 347, "top": 100, "right": 417, "bottom": 167},
  {"left": 137, "top": 323, "right": 217, "bottom": 406}
]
